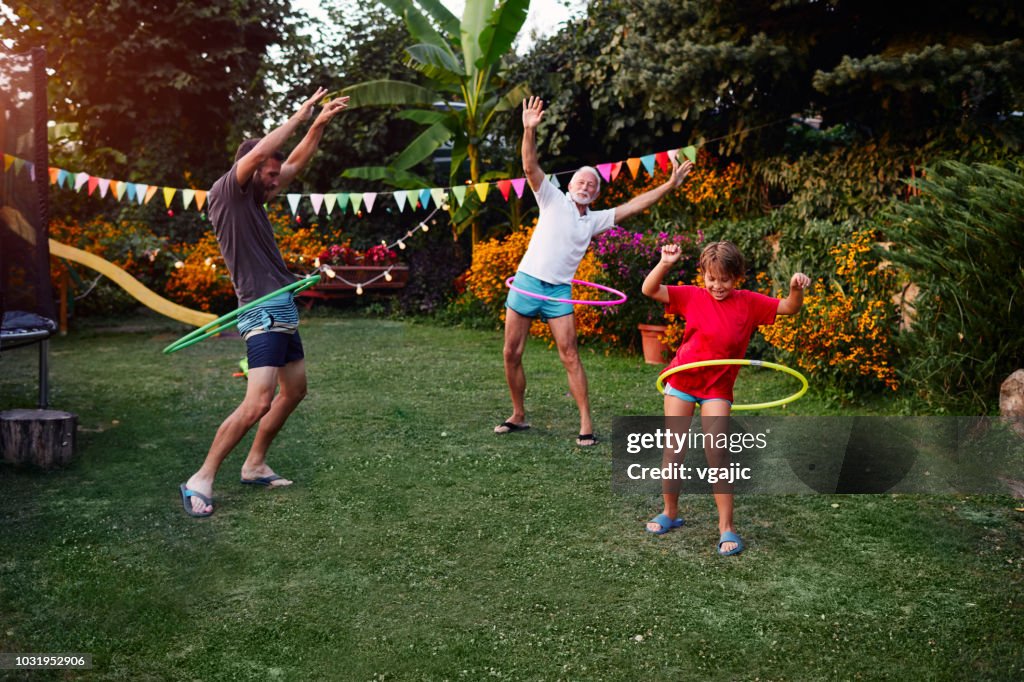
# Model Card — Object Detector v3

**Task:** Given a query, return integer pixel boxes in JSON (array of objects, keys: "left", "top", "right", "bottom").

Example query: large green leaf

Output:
[
  {"left": 477, "top": 0, "right": 530, "bottom": 69},
  {"left": 395, "top": 109, "right": 453, "bottom": 126},
  {"left": 391, "top": 121, "right": 455, "bottom": 170},
  {"left": 342, "top": 165, "right": 433, "bottom": 190},
  {"left": 378, "top": 0, "right": 460, "bottom": 40},
  {"left": 460, "top": 0, "right": 493, "bottom": 78},
  {"left": 340, "top": 80, "right": 438, "bottom": 108},
  {"left": 342, "top": 165, "right": 393, "bottom": 181},
  {"left": 495, "top": 82, "right": 531, "bottom": 112},
  {"left": 405, "top": 43, "right": 463, "bottom": 85},
  {"left": 401, "top": 4, "right": 448, "bottom": 50},
  {"left": 449, "top": 133, "right": 470, "bottom": 182}
]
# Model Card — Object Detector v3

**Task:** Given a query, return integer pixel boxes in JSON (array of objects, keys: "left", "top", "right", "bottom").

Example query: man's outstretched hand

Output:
[{"left": 522, "top": 96, "right": 545, "bottom": 130}]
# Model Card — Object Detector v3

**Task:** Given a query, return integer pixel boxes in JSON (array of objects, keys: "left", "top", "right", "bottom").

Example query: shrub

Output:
[
  {"left": 761, "top": 230, "right": 901, "bottom": 397},
  {"left": 591, "top": 225, "right": 700, "bottom": 351},
  {"left": 883, "top": 160, "right": 1024, "bottom": 413}
]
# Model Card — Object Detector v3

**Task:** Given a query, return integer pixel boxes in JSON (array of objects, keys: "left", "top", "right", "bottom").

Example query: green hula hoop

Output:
[
  {"left": 656, "top": 359, "right": 809, "bottom": 411},
  {"left": 162, "top": 275, "right": 321, "bottom": 354}
]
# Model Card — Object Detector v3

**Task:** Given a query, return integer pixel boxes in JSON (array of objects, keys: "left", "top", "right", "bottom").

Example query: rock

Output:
[{"left": 1000, "top": 369, "right": 1024, "bottom": 439}]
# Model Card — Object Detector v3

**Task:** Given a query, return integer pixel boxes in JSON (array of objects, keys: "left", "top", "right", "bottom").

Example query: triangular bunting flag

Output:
[
  {"left": 497, "top": 179, "right": 512, "bottom": 201},
  {"left": 195, "top": 190, "right": 208, "bottom": 210},
  {"left": 547, "top": 174, "right": 560, "bottom": 189},
  {"left": 114, "top": 181, "right": 128, "bottom": 201},
  {"left": 182, "top": 189, "right": 195, "bottom": 210},
  {"left": 511, "top": 178, "right": 526, "bottom": 198},
  {"left": 626, "top": 158, "right": 642, "bottom": 179},
  {"left": 27, "top": 162, "right": 35, "bottom": 182},
  {"left": 310, "top": 193, "right": 324, "bottom": 215},
  {"left": 98, "top": 178, "right": 111, "bottom": 198},
  {"left": 337, "top": 193, "right": 350, "bottom": 213},
  {"left": 74, "top": 172, "right": 89, "bottom": 192},
  {"left": 125, "top": 183, "right": 136, "bottom": 202},
  {"left": 286, "top": 193, "right": 301, "bottom": 215},
  {"left": 451, "top": 185, "right": 467, "bottom": 206},
  {"left": 363, "top": 192, "right": 377, "bottom": 213},
  {"left": 418, "top": 188, "right": 431, "bottom": 209},
  {"left": 2, "top": 154, "right": 12, "bottom": 172},
  {"left": 393, "top": 191, "right": 407, "bottom": 212},
  {"left": 57, "top": 169, "right": 69, "bottom": 188},
  {"left": 596, "top": 163, "right": 613, "bottom": 182},
  {"left": 611, "top": 161, "right": 622, "bottom": 182},
  {"left": 163, "top": 187, "right": 176, "bottom": 208},
  {"left": 144, "top": 185, "right": 158, "bottom": 204},
  {"left": 350, "top": 193, "right": 363, "bottom": 214},
  {"left": 640, "top": 154, "right": 656, "bottom": 176},
  {"left": 429, "top": 188, "right": 445, "bottom": 209},
  {"left": 681, "top": 145, "right": 698, "bottom": 163},
  {"left": 324, "top": 193, "right": 337, "bottom": 215},
  {"left": 87, "top": 176, "right": 99, "bottom": 196},
  {"left": 48, "top": 167, "right": 60, "bottom": 185},
  {"left": 655, "top": 151, "right": 670, "bottom": 173},
  {"left": 136, "top": 184, "right": 149, "bottom": 205},
  {"left": 12, "top": 158, "right": 25, "bottom": 175},
  {"left": 474, "top": 182, "right": 490, "bottom": 201},
  {"left": 405, "top": 190, "right": 420, "bottom": 209}
]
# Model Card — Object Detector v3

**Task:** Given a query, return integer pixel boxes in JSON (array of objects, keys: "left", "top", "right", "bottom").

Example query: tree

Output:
[
  {"left": 1, "top": 0, "right": 303, "bottom": 186},
  {"left": 532, "top": 0, "right": 1024, "bottom": 160},
  {"left": 337, "top": 0, "right": 532, "bottom": 243}
]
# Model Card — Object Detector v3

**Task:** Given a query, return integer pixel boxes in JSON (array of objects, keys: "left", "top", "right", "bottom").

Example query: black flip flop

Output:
[{"left": 495, "top": 421, "right": 530, "bottom": 434}]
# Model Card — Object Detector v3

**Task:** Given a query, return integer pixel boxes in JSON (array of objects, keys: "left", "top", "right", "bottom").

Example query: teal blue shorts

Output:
[
  {"left": 506, "top": 271, "right": 574, "bottom": 321},
  {"left": 664, "top": 384, "right": 732, "bottom": 407}
]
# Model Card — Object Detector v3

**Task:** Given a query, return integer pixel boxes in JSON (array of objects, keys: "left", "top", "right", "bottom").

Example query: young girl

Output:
[{"left": 641, "top": 241, "right": 810, "bottom": 555}]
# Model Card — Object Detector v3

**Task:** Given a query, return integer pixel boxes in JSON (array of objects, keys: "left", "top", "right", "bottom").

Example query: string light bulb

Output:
[
  {"left": 384, "top": 271, "right": 392, "bottom": 282},
  {"left": 420, "top": 223, "right": 429, "bottom": 233},
  {"left": 324, "top": 266, "right": 336, "bottom": 279},
  {"left": 314, "top": 257, "right": 321, "bottom": 268},
  {"left": 356, "top": 285, "right": 363, "bottom": 295},
  {"left": 398, "top": 240, "right": 406, "bottom": 250}
]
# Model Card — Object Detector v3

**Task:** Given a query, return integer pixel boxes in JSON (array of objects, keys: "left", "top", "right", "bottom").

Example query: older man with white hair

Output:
[{"left": 496, "top": 96, "right": 694, "bottom": 446}]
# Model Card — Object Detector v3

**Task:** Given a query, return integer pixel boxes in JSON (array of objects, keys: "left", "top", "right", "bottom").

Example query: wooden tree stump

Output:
[{"left": 0, "top": 409, "right": 78, "bottom": 468}]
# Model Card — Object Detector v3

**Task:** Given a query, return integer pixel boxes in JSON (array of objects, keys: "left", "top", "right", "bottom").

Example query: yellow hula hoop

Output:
[
  {"left": 656, "top": 359, "right": 809, "bottom": 411},
  {"left": 162, "top": 275, "right": 321, "bottom": 354}
]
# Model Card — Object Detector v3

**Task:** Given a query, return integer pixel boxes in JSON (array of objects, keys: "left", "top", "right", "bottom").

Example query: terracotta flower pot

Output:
[{"left": 638, "top": 323, "right": 671, "bottom": 365}]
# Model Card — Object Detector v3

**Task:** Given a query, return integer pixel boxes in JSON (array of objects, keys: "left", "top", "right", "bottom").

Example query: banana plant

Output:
[{"left": 335, "top": 0, "right": 531, "bottom": 243}]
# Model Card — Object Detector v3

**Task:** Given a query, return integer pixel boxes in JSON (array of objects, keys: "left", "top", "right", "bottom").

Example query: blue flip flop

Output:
[
  {"left": 180, "top": 483, "right": 213, "bottom": 517},
  {"left": 646, "top": 513, "right": 684, "bottom": 535},
  {"left": 240, "top": 474, "right": 284, "bottom": 486},
  {"left": 718, "top": 530, "right": 744, "bottom": 556}
]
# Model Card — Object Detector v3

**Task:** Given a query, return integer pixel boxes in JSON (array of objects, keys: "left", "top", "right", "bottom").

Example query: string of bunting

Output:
[
  {"left": 2, "top": 143, "right": 702, "bottom": 217},
  {"left": 3, "top": 109, "right": 805, "bottom": 216}
]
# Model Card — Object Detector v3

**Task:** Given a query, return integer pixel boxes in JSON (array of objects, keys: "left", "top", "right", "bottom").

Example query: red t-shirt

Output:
[{"left": 663, "top": 285, "right": 780, "bottom": 401}]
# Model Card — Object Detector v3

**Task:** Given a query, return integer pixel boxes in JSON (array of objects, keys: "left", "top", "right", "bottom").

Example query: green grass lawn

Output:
[{"left": 1, "top": 314, "right": 1021, "bottom": 680}]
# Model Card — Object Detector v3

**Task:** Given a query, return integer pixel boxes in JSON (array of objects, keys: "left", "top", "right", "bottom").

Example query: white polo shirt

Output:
[{"left": 517, "top": 179, "right": 616, "bottom": 285}]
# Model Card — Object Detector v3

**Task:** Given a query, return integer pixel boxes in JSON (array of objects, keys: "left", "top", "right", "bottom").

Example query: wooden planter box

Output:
[{"left": 298, "top": 265, "right": 409, "bottom": 303}]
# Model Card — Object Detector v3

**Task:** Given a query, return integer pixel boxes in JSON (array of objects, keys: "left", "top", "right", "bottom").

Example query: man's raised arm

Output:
[
  {"left": 272, "top": 94, "right": 350, "bottom": 198},
  {"left": 521, "top": 96, "right": 547, "bottom": 193},
  {"left": 613, "top": 156, "right": 694, "bottom": 223}
]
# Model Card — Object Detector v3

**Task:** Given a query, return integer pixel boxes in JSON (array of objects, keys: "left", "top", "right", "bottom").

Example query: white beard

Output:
[{"left": 569, "top": 190, "right": 594, "bottom": 205}]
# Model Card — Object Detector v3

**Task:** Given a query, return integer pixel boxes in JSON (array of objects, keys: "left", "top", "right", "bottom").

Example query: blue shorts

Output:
[
  {"left": 246, "top": 331, "right": 304, "bottom": 369},
  {"left": 506, "top": 271, "right": 574, "bottom": 321},
  {"left": 664, "top": 384, "right": 732, "bottom": 407}
]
